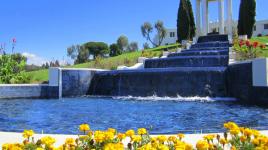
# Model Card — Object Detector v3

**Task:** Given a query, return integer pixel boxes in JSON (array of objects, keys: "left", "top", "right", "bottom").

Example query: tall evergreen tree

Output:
[
  {"left": 177, "top": 0, "right": 190, "bottom": 42},
  {"left": 237, "top": 0, "right": 256, "bottom": 38},
  {"left": 187, "top": 0, "right": 196, "bottom": 39}
]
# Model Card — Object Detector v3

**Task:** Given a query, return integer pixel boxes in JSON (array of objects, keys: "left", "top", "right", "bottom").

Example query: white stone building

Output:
[{"left": 156, "top": 19, "right": 268, "bottom": 46}]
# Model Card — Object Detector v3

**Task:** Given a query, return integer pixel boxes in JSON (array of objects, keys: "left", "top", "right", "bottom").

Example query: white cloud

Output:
[{"left": 22, "top": 52, "right": 49, "bottom": 66}]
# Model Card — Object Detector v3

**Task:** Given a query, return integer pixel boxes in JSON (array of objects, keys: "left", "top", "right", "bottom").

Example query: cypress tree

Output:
[
  {"left": 187, "top": 0, "right": 196, "bottom": 39},
  {"left": 237, "top": 0, "right": 256, "bottom": 38},
  {"left": 177, "top": 0, "right": 191, "bottom": 42}
]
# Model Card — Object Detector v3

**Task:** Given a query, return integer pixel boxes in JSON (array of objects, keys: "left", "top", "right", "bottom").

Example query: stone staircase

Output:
[{"left": 88, "top": 35, "right": 231, "bottom": 97}]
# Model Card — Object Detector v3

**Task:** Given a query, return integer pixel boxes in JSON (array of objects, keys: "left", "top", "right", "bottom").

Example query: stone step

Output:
[
  {"left": 191, "top": 42, "right": 230, "bottom": 49},
  {"left": 88, "top": 67, "right": 227, "bottom": 97},
  {"left": 189, "top": 47, "right": 229, "bottom": 51},
  {"left": 197, "top": 34, "right": 229, "bottom": 43},
  {"left": 144, "top": 55, "right": 229, "bottom": 68},
  {"left": 168, "top": 50, "right": 229, "bottom": 57}
]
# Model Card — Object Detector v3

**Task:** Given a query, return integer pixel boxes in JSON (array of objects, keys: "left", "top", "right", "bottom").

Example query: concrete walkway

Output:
[{"left": 1, "top": 131, "right": 268, "bottom": 148}]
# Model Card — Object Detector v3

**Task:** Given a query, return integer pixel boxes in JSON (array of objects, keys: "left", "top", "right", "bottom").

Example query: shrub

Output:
[{"left": 0, "top": 54, "right": 29, "bottom": 84}]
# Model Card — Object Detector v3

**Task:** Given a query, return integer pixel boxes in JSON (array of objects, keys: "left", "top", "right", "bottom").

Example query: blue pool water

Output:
[{"left": 0, "top": 96, "right": 268, "bottom": 134}]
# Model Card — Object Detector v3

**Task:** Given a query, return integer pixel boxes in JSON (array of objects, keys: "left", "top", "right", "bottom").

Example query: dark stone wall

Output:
[
  {"left": 62, "top": 69, "right": 97, "bottom": 97},
  {"left": 197, "top": 35, "right": 229, "bottom": 43},
  {"left": 0, "top": 85, "right": 58, "bottom": 99},
  {"left": 144, "top": 56, "right": 229, "bottom": 68},
  {"left": 226, "top": 62, "right": 268, "bottom": 105},
  {"left": 88, "top": 67, "right": 227, "bottom": 97}
]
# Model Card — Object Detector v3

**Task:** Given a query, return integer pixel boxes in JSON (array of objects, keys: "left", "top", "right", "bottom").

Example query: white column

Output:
[
  {"left": 196, "top": 0, "right": 201, "bottom": 36},
  {"left": 218, "top": 0, "right": 225, "bottom": 34},
  {"left": 202, "top": 0, "right": 208, "bottom": 35},
  {"left": 227, "top": 0, "right": 233, "bottom": 37}
]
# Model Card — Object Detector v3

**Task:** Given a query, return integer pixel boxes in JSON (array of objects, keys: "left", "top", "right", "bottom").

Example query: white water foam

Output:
[{"left": 112, "top": 95, "right": 237, "bottom": 102}]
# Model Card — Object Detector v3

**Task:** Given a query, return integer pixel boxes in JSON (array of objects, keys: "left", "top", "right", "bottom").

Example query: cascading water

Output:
[{"left": 88, "top": 35, "right": 231, "bottom": 98}]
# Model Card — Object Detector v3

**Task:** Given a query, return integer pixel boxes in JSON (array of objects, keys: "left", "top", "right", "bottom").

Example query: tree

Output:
[
  {"left": 127, "top": 42, "right": 139, "bottom": 52},
  {"left": 45, "top": 62, "right": 49, "bottom": 69},
  {"left": 117, "top": 35, "right": 129, "bottom": 51},
  {"left": 84, "top": 42, "right": 109, "bottom": 59},
  {"left": 75, "top": 46, "right": 89, "bottom": 64},
  {"left": 237, "top": 0, "right": 256, "bottom": 38},
  {"left": 141, "top": 20, "right": 167, "bottom": 47},
  {"left": 67, "top": 45, "right": 80, "bottom": 60},
  {"left": 143, "top": 42, "right": 150, "bottom": 50},
  {"left": 187, "top": 0, "right": 196, "bottom": 39},
  {"left": 177, "top": 0, "right": 191, "bottom": 42},
  {"left": 109, "top": 43, "right": 121, "bottom": 57},
  {"left": 55, "top": 60, "right": 60, "bottom": 67}
]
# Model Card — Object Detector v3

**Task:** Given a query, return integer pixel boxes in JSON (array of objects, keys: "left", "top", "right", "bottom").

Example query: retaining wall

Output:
[
  {"left": 0, "top": 84, "right": 58, "bottom": 99},
  {"left": 226, "top": 61, "right": 268, "bottom": 104},
  {"left": 61, "top": 68, "right": 104, "bottom": 97}
]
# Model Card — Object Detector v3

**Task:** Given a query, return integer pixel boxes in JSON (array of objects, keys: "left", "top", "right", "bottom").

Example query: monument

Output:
[{"left": 195, "top": 0, "right": 233, "bottom": 38}]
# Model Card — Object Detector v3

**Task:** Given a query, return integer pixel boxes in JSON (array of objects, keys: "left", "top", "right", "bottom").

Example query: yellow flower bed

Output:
[{"left": 2, "top": 122, "right": 268, "bottom": 150}]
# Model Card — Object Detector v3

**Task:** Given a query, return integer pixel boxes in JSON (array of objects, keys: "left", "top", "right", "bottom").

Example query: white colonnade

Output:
[{"left": 195, "top": 0, "right": 233, "bottom": 37}]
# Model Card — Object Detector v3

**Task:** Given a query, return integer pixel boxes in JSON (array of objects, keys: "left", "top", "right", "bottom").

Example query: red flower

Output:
[
  {"left": 260, "top": 44, "right": 266, "bottom": 49},
  {"left": 239, "top": 40, "right": 244, "bottom": 47},
  {"left": 246, "top": 40, "right": 251, "bottom": 47},
  {"left": 12, "top": 38, "right": 17, "bottom": 43},
  {"left": 253, "top": 41, "right": 258, "bottom": 48}
]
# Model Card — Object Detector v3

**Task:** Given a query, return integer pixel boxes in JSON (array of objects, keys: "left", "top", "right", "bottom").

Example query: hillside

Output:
[{"left": 26, "top": 44, "right": 180, "bottom": 83}]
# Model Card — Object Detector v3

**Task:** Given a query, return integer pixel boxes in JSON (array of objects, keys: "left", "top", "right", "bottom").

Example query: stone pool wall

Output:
[
  {"left": 226, "top": 61, "right": 268, "bottom": 104},
  {"left": 61, "top": 68, "right": 105, "bottom": 97},
  {"left": 0, "top": 84, "right": 58, "bottom": 99}
]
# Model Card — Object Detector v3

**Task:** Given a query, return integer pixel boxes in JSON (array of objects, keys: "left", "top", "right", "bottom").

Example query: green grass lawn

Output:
[
  {"left": 26, "top": 44, "right": 180, "bottom": 83},
  {"left": 250, "top": 36, "right": 268, "bottom": 44},
  {"left": 250, "top": 36, "right": 268, "bottom": 57}
]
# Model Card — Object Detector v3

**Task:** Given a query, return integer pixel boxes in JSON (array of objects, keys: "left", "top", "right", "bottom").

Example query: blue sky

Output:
[{"left": 0, "top": 0, "right": 267, "bottom": 65}]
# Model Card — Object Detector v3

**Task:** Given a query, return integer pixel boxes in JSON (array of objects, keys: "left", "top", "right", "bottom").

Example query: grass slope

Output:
[{"left": 26, "top": 44, "right": 179, "bottom": 83}]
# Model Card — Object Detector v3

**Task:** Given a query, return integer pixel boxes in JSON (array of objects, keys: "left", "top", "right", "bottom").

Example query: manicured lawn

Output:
[
  {"left": 26, "top": 44, "right": 180, "bottom": 83},
  {"left": 26, "top": 69, "right": 49, "bottom": 84},
  {"left": 250, "top": 36, "right": 268, "bottom": 57},
  {"left": 250, "top": 36, "right": 268, "bottom": 44}
]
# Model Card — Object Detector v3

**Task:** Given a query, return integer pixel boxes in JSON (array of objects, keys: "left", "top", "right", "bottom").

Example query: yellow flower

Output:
[
  {"left": 252, "top": 138, "right": 260, "bottom": 145},
  {"left": 79, "top": 124, "right": 90, "bottom": 133},
  {"left": 240, "top": 135, "right": 247, "bottom": 142},
  {"left": 157, "top": 144, "right": 169, "bottom": 150},
  {"left": 104, "top": 143, "right": 124, "bottom": 150},
  {"left": 41, "top": 136, "right": 56, "bottom": 146},
  {"left": 220, "top": 138, "right": 227, "bottom": 145},
  {"left": 107, "top": 128, "right": 116, "bottom": 135},
  {"left": 244, "top": 128, "right": 253, "bottom": 137},
  {"left": 94, "top": 130, "right": 105, "bottom": 143},
  {"left": 3, "top": 143, "right": 23, "bottom": 150},
  {"left": 196, "top": 140, "right": 209, "bottom": 150},
  {"left": 132, "top": 135, "right": 142, "bottom": 142},
  {"left": 137, "top": 128, "right": 147, "bottom": 135},
  {"left": 36, "top": 148, "right": 44, "bottom": 150},
  {"left": 157, "top": 135, "right": 167, "bottom": 143},
  {"left": 168, "top": 136, "right": 177, "bottom": 142},
  {"left": 230, "top": 128, "right": 240, "bottom": 135},
  {"left": 22, "top": 130, "right": 35, "bottom": 139},
  {"left": 203, "top": 134, "right": 215, "bottom": 142},
  {"left": 177, "top": 133, "right": 185, "bottom": 140},
  {"left": 2, "top": 143, "right": 10, "bottom": 150},
  {"left": 104, "top": 131, "right": 114, "bottom": 141},
  {"left": 137, "top": 143, "right": 155, "bottom": 150},
  {"left": 224, "top": 122, "right": 239, "bottom": 130},
  {"left": 125, "top": 129, "right": 135, "bottom": 137},
  {"left": 65, "top": 138, "right": 75, "bottom": 145},
  {"left": 117, "top": 133, "right": 126, "bottom": 140},
  {"left": 231, "top": 146, "right": 237, "bottom": 150}
]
